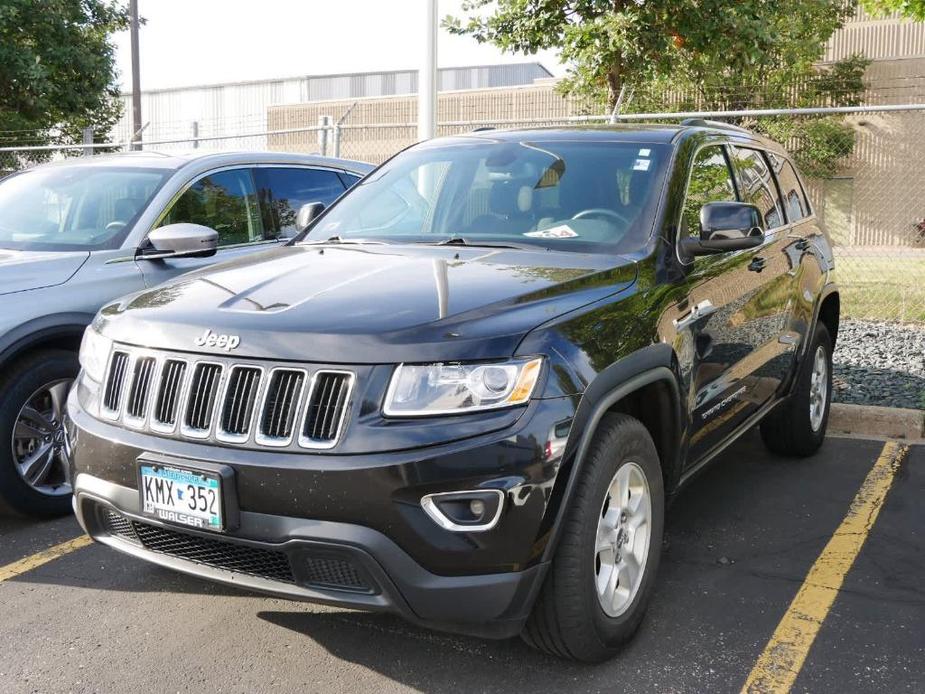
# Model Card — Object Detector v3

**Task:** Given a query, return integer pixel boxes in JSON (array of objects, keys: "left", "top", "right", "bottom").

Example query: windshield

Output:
[
  {"left": 304, "top": 138, "right": 670, "bottom": 253},
  {"left": 0, "top": 166, "right": 169, "bottom": 251}
]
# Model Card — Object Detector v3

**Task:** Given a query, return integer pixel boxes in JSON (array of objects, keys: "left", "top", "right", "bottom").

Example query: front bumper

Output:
[
  {"left": 68, "top": 387, "right": 575, "bottom": 638},
  {"left": 74, "top": 474, "right": 546, "bottom": 638}
]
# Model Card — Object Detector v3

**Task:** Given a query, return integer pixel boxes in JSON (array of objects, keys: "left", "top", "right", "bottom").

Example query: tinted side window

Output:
[
  {"left": 337, "top": 171, "right": 362, "bottom": 188},
  {"left": 682, "top": 145, "right": 737, "bottom": 238},
  {"left": 159, "top": 168, "right": 264, "bottom": 247},
  {"left": 254, "top": 168, "right": 346, "bottom": 238},
  {"left": 730, "top": 147, "right": 784, "bottom": 230},
  {"left": 772, "top": 158, "right": 811, "bottom": 222}
]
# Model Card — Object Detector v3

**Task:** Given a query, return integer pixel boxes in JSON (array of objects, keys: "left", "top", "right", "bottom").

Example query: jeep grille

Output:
[{"left": 98, "top": 347, "right": 353, "bottom": 450}]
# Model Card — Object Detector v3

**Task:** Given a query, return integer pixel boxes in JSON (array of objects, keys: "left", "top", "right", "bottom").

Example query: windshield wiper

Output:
[
  {"left": 423, "top": 236, "right": 539, "bottom": 251},
  {"left": 301, "top": 235, "right": 388, "bottom": 246}
]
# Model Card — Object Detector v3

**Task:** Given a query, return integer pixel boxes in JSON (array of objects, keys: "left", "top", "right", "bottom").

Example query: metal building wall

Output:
[
  {"left": 824, "top": 9, "right": 925, "bottom": 62},
  {"left": 113, "top": 63, "right": 551, "bottom": 147}
]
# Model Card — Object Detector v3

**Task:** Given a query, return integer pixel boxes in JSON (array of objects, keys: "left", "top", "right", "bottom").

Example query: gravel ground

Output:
[{"left": 832, "top": 320, "right": 925, "bottom": 410}]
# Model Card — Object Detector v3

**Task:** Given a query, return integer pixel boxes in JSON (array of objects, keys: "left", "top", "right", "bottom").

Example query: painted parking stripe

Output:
[
  {"left": 742, "top": 440, "right": 910, "bottom": 694},
  {"left": 0, "top": 535, "right": 93, "bottom": 583}
]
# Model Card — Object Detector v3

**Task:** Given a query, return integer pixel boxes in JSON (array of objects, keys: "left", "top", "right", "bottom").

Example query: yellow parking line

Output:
[
  {"left": 742, "top": 441, "right": 909, "bottom": 694},
  {"left": 0, "top": 535, "right": 93, "bottom": 583}
]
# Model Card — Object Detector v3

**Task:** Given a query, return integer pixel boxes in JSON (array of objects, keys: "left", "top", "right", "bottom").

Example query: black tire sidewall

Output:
[
  {"left": 553, "top": 415, "right": 665, "bottom": 657},
  {"left": 0, "top": 350, "right": 79, "bottom": 517}
]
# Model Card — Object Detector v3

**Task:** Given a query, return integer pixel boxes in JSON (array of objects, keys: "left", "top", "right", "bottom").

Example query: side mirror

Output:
[
  {"left": 679, "top": 202, "right": 765, "bottom": 258},
  {"left": 295, "top": 201, "right": 325, "bottom": 232},
  {"left": 142, "top": 223, "right": 218, "bottom": 259}
]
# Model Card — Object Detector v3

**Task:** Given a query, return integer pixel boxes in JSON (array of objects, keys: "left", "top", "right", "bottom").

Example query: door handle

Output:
[
  {"left": 673, "top": 299, "right": 716, "bottom": 331},
  {"left": 748, "top": 256, "right": 767, "bottom": 273},
  {"left": 794, "top": 238, "right": 810, "bottom": 251}
]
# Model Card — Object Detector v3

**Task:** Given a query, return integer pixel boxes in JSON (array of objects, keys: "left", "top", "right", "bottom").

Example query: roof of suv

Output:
[
  {"left": 31, "top": 150, "right": 373, "bottom": 174},
  {"left": 433, "top": 122, "right": 784, "bottom": 152}
]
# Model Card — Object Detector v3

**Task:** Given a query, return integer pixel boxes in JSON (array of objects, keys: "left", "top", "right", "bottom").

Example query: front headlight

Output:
[
  {"left": 384, "top": 357, "right": 543, "bottom": 416},
  {"left": 78, "top": 327, "right": 113, "bottom": 383}
]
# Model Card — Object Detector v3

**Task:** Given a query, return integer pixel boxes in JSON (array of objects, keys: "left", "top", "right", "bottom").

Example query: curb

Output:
[{"left": 829, "top": 402, "right": 925, "bottom": 441}]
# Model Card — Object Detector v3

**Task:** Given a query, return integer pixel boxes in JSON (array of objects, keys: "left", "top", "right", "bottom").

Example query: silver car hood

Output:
[{"left": 0, "top": 249, "right": 90, "bottom": 296}]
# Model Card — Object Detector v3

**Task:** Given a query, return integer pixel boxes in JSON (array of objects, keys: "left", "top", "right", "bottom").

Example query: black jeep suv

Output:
[{"left": 67, "top": 122, "right": 838, "bottom": 662}]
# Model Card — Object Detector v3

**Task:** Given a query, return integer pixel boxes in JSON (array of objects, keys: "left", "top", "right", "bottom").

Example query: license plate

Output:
[{"left": 139, "top": 464, "right": 223, "bottom": 531}]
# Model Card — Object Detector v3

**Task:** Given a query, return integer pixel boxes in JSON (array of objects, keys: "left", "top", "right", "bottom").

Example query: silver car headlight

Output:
[
  {"left": 383, "top": 357, "right": 543, "bottom": 416},
  {"left": 78, "top": 327, "right": 113, "bottom": 383}
]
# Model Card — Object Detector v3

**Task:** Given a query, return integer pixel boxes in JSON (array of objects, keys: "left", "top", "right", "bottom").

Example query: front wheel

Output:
[
  {"left": 522, "top": 413, "right": 664, "bottom": 662},
  {"left": 760, "top": 322, "right": 833, "bottom": 457},
  {"left": 0, "top": 350, "right": 78, "bottom": 517}
]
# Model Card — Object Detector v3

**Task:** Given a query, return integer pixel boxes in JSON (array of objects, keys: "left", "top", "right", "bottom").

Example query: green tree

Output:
[
  {"left": 447, "top": 0, "right": 867, "bottom": 176},
  {"left": 0, "top": 0, "right": 129, "bottom": 169},
  {"left": 861, "top": 0, "right": 925, "bottom": 19}
]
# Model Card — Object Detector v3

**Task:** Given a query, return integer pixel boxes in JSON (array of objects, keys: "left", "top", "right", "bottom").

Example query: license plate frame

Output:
[{"left": 136, "top": 455, "right": 239, "bottom": 533}]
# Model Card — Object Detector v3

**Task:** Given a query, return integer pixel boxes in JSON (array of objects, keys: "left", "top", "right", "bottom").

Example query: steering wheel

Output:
[
  {"left": 105, "top": 221, "right": 127, "bottom": 232},
  {"left": 572, "top": 208, "right": 631, "bottom": 227}
]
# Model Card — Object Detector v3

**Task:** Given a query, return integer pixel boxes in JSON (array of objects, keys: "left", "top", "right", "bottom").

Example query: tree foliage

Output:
[
  {"left": 0, "top": 0, "right": 129, "bottom": 168},
  {"left": 446, "top": 0, "right": 868, "bottom": 176},
  {"left": 861, "top": 0, "right": 925, "bottom": 19}
]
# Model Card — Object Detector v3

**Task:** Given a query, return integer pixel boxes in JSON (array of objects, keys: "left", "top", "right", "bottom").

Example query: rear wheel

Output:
[
  {"left": 522, "top": 413, "right": 664, "bottom": 662},
  {"left": 0, "top": 350, "right": 77, "bottom": 517},
  {"left": 760, "top": 322, "right": 832, "bottom": 457}
]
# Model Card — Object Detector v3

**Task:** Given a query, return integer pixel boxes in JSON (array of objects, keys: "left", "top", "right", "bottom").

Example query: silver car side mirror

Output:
[
  {"left": 143, "top": 223, "right": 218, "bottom": 259},
  {"left": 295, "top": 202, "right": 325, "bottom": 233}
]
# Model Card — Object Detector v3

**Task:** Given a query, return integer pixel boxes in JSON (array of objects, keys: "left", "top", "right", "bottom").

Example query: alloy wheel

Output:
[
  {"left": 594, "top": 461, "right": 652, "bottom": 618},
  {"left": 11, "top": 379, "right": 73, "bottom": 496},
  {"left": 809, "top": 345, "right": 828, "bottom": 432}
]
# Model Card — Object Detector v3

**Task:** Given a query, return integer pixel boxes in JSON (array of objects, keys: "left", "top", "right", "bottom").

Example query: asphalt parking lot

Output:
[{"left": 0, "top": 431, "right": 921, "bottom": 694}]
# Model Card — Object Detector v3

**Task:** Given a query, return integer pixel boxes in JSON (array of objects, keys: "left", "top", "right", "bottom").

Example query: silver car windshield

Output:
[
  {"left": 304, "top": 139, "right": 670, "bottom": 253},
  {"left": 0, "top": 166, "right": 169, "bottom": 251}
]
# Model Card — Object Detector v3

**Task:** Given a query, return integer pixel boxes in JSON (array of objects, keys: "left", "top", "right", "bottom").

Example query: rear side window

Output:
[
  {"left": 681, "top": 145, "right": 737, "bottom": 238},
  {"left": 159, "top": 168, "right": 264, "bottom": 247},
  {"left": 730, "top": 147, "right": 784, "bottom": 230},
  {"left": 254, "top": 167, "right": 346, "bottom": 238},
  {"left": 772, "top": 157, "right": 811, "bottom": 222}
]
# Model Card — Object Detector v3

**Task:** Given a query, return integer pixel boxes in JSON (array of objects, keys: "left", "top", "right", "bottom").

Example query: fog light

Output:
[{"left": 420, "top": 489, "right": 504, "bottom": 532}]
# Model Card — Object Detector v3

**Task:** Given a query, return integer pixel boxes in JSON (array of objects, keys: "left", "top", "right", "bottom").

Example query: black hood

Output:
[{"left": 100, "top": 244, "right": 636, "bottom": 363}]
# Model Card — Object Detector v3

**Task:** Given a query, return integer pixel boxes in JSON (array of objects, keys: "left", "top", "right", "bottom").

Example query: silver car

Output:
[{"left": 0, "top": 150, "right": 372, "bottom": 516}]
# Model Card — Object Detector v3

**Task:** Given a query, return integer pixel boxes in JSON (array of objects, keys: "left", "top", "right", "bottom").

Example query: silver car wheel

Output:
[
  {"left": 11, "top": 379, "right": 72, "bottom": 497},
  {"left": 809, "top": 345, "right": 828, "bottom": 433},
  {"left": 594, "top": 461, "right": 652, "bottom": 618}
]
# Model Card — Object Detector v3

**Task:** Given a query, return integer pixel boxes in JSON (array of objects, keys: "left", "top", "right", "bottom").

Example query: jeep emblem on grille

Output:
[{"left": 194, "top": 329, "right": 240, "bottom": 351}]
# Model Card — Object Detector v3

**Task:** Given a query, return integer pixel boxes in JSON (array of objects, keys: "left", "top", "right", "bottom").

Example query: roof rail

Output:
[{"left": 680, "top": 118, "right": 751, "bottom": 134}]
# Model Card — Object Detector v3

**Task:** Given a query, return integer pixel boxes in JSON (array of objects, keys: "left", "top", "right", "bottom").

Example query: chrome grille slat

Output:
[
  {"left": 300, "top": 371, "right": 353, "bottom": 449},
  {"left": 257, "top": 369, "right": 305, "bottom": 445},
  {"left": 102, "top": 351, "right": 130, "bottom": 416},
  {"left": 152, "top": 359, "right": 187, "bottom": 430},
  {"left": 182, "top": 363, "right": 223, "bottom": 437},
  {"left": 217, "top": 366, "right": 262, "bottom": 442},
  {"left": 125, "top": 356, "right": 157, "bottom": 422}
]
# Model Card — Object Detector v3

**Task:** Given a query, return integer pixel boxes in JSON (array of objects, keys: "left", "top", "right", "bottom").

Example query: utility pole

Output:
[
  {"left": 130, "top": 0, "right": 142, "bottom": 150},
  {"left": 417, "top": 0, "right": 437, "bottom": 142}
]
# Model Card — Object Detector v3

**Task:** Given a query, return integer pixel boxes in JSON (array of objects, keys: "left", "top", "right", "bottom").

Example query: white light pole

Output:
[{"left": 418, "top": 0, "right": 438, "bottom": 142}]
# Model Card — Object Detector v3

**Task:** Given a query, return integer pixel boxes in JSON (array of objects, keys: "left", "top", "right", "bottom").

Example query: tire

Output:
[
  {"left": 760, "top": 322, "right": 833, "bottom": 457},
  {"left": 0, "top": 350, "right": 78, "bottom": 517},
  {"left": 522, "top": 413, "right": 665, "bottom": 662}
]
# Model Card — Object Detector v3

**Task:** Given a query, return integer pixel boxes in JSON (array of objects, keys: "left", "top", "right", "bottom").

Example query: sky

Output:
[{"left": 112, "top": 0, "right": 565, "bottom": 92}]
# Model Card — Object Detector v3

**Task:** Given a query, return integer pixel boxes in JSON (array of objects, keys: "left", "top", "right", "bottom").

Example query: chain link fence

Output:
[{"left": 2, "top": 98, "right": 924, "bottom": 329}]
